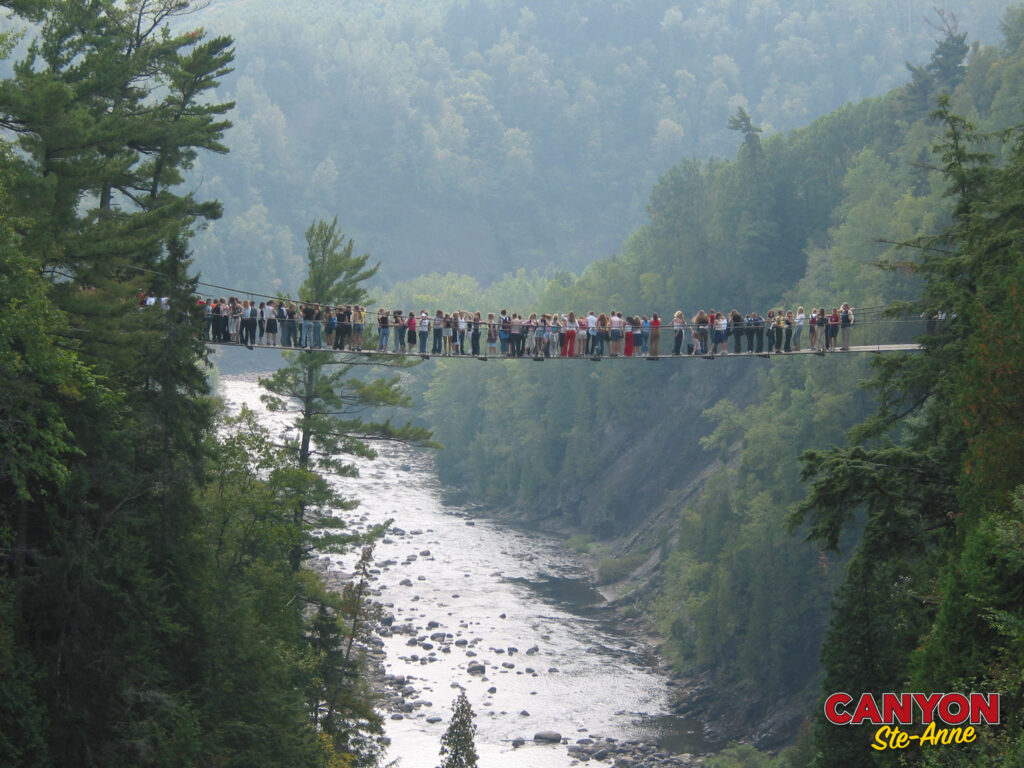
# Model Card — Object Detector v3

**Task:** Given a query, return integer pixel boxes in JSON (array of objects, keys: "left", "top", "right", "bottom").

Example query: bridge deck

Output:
[{"left": 207, "top": 341, "right": 922, "bottom": 360}]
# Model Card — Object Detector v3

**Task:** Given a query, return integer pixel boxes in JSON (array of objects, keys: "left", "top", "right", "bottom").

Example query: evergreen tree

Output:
[
  {"left": 439, "top": 692, "right": 478, "bottom": 768},
  {"left": 302, "top": 217, "right": 379, "bottom": 305},
  {"left": 791, "top": 97, "right": 1024, "bottom": 766},
  {"left": 260, "top": 221, "right": 432, "bottom": 570}
]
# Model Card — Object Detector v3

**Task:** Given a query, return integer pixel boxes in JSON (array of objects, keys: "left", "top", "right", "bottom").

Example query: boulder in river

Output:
[{"left": 534, "top": 730, "right": 562, "bottom": 743}]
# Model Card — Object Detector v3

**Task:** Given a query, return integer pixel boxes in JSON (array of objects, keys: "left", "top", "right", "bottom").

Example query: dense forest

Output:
[
  {"left": 0, "top": 3, "right": 418, "bottom": 766},
  {"left": 3, "top": 1, "right": 1024, "bottom": 768},
  {"left": 185, "top": 0, "right": 1006, "bottom": 290},
  {"left": 382, "top": 8, "right": 1024, "bottom": 765}
]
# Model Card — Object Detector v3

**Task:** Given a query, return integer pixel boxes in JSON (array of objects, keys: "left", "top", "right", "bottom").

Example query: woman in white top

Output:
[
  {"left": 609, "top": 311, "right": 623, "bottom": 356},
  {"left": 714, "top": 313, "right": 729, "bottom": 355},
  {"left": 794, "top": 306, "right": 805, "bottom": 351}
]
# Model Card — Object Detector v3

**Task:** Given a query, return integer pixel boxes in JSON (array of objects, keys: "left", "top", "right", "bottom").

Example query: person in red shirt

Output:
[{"left": 649, "top": 313, "right": 662, "bottom": 357}]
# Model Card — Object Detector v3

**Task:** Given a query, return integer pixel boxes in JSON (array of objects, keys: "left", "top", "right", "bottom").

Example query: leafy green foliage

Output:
[
  {"left": 189, "top": 0, "right": 1008, "bottom": 290},
  {"left": 0, "top": 6, "right": 393, "bottom": 767},
  {"left": 791, "top": 90, "right": 1024, "bottom": 767},
  {"left": 407, "top": 14, "right": 1024, "bottom": 758}
]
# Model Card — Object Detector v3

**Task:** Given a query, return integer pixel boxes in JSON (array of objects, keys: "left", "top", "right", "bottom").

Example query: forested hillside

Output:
[
  {"left": 0, "top": 4, "right": 402, "bottom": 766},
  {"left": 397, "top": 11, "right": 1024, "bottom": 761},
  {"left": 187, "top": 0, "right": 1005, "bottom": 292}
]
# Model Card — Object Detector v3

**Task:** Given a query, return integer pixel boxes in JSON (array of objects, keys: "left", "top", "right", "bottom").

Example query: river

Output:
[{"left": 221, "top": 373, "right": 715, "bottom": 767}]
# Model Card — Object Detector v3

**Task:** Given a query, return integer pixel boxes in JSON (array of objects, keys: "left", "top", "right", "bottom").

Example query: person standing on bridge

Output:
[
  {"left": 714, "top": 310, "right": 729, "bottom": 355},
  {"left": 827, "top": 307, "right": 840, "bottom": 350},
  {"left": 692, "top": 310, "right": 709, "bottom": 355},
  {"left": 564, "top": 312, "right": 577, "bottom": 357},
  {"left": 229, "top": 297, "right": 242, "bottom": 343},
  {"left": 498, "top": 310, "right": 510, "bottom": 355},
  {"left": 407, "top": 311, "right": 417, "bottom": 353},
  {"left": 671, "top": 311, "right": 685, "bottom": 355},
  {"left": 431, "top": 310, "right": 443, "bottom": 354},
  {"left": 794, "top": 306, "right": 805, "bottom": 351},
  {"left": 325, "top": 305, "right": 337, "bottom": 348},
  {"left": 337, "top": 305, "right": 350, "bottom": 350},
  {"left": 471, "top": 311, "right": 482, "bottom": 356},
  {"left": 749, "top": 311, "right": 762, "bottom": 353},
  {"left": 595, "top": 313, "right": 609, "bottom": 356},
  {"left": 773, "top": 310, "right": 785, "bottom": 354},
  {"left": 840, "top": 303, "right": 854, "bottom": 350},
  {"left": 510, "top": 313, "right": 524, "bottom": 357},
  {"left": 280, "top": 302, "right": 292, "bottom": 347},
  {"left": 730, "top": 310, "right": 745, "bottom": 354},
  {"left": 487, "top": 313, "right": 498, "bottom": 356},
  {"left": 447, "top": 313, "right": 458, "bottom": 355},
  {"left": 814, "top": 308, "right": 826, "bottom": 352},
  {"left": 377, "top": 308, "right": 390, "bottom": 351},
  {"left": 418, "top": 311, "right": 430, "bottom": 354},
  {"left": 585, "top": 311, "right": 597, "bottom": 355},
  {"left": 649, "top": 313, "right": 661, "bottom": 357},
  {"left": 314, "top": 304, "right": 326, "bottom": 349},
  {"left": 393, "top": 310, "right": 404, "bottom": 353},
  {"left": 299, "top": 303, "right": 314, "bottom": 348},
  {"left": 609, "top": 311, "right": 623, "bottom": 356},
  {"left": 245, "top": 301, "right": 259, "bottom": 348},
  {"left": 458, "top": 311, "right": 469, "bottom": 354},
  {"left": 265, "top": 300, "right": 278, "bottom": 346}
]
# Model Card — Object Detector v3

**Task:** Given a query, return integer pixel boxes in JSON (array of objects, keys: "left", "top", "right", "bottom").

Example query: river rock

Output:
[
  {"left": 534, "top": 730, "right": 562, "bottom": 743},
  {"left": 467, "top": 661, "right": 486, "bottom": 675}
]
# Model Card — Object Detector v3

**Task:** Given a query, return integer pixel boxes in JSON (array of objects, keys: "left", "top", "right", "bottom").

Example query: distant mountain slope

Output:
[{"left": 185, "top": 0, "right": 1006, "bottom": 293}]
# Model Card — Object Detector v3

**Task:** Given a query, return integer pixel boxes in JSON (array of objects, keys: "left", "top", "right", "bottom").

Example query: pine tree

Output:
[
  {"left": 439, "top": 692, "right": 478, "bottom": 768},
  {"left": 792, "top": 95, "right": 1024, "bottom": 767},
  {"left": 0, "top": 3, "right": 238, "bottom": 764},
  {"left": 260, "top": 220, "right": 432, "bottom": 570}
]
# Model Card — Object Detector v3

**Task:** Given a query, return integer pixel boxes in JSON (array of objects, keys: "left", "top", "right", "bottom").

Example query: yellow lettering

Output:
[
  {"left": 865, "top": 709, "right": 981, "bottom": 751},
  {"left": 920, "top": 721, "right": 940, "bottom": 746},
  {"left": 872, "top": 726, "right": 891, "bottom": 751},
  {"left": 872, "top": 725, "right": 915, "bottom": 750}
]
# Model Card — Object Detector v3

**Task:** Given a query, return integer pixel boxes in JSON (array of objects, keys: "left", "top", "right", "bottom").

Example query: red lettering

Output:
[
  {"left": 881, "top": 693, "right": 914, "bottom": 725},
  {"left": 970, "top": 693, "right": 1000, "bottom": 725},
  {"left": 913, "top": 693, "right": 943, "bottom": 724},
  {"left": 851, "top": 693, "right": 882, "bottom": 725},
  {"left": 825, "top": 693, "right": 853, "bottom": 725},
  {"left": 939, "top": 693, "right": 969, "bottom": 725}
]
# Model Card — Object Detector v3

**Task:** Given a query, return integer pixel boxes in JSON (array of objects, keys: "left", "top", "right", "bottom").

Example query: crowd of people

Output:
[{"left": 198, "top": 297, "right": 858, "bottom": 357}]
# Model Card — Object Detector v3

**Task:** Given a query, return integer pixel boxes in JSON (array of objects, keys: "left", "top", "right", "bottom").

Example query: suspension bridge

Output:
[{"left": 204, "top": 334, "right": 924, "bottom": 362}]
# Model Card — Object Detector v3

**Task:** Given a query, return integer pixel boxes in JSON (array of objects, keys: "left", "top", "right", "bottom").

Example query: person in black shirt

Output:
[{"left": 730, "top": 310, "right": 744, "bottom": 354}]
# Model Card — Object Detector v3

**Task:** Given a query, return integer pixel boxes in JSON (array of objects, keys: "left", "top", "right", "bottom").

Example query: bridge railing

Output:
[{"left": 205, "top": 314, "right": 931, "bottom": 358}]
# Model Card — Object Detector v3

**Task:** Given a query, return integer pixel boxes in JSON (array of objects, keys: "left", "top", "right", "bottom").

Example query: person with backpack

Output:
[
  {"left": 499, "top": 310, "right": 511, "bottom": 356},
  {"left": 839, "top": 303, "right": 854, "bottom": 350}
]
